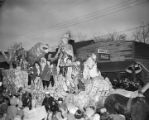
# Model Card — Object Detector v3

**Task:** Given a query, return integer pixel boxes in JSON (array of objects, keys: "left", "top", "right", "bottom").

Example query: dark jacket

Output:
[
  {"left": 42, "top": 96, "right": 54, "bottom": 112},
  {"left": 40, "top": 64, "right": 51, "bottom": 81}
]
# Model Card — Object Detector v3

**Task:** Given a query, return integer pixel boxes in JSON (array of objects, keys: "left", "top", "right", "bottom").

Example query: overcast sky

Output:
[{"left": 0, "top": 0, "right": 149, "bottom": 50}]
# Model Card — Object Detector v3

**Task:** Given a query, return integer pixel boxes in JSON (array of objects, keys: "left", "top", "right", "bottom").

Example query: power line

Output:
[
  {"left": 50, "top": 0, "right": 148, "bottom": 30},
  {"left": 17, "top": 0, "right": 148, "bottom": 41},
  {"left": 99, "top": 24, "right": 149, "bottom": 38},
  {"left": 117, "top": 24, "right": 149, "bottom": 34},
  {"left": 50, "top": 1, "right": 124, "bottom": 26},
  {"left": 53, "top": 0, "right": 146, "bottom": 30},
  {"left": 50, "top": 0, "right": 132, "bottom": 28}
]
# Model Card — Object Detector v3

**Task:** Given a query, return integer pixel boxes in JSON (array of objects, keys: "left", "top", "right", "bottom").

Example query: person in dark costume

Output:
[
  {"left": 42, "top": 93, "right": 54, "bottom": 112},
  {"left": 22, "top": 91, "right": 32, "bottom": 110},
  {"left": 40, "top": 57, "right": 51, "bottom": 89},
  {"left": 42, "top": 92, "right": 59, "bottom": 120}
]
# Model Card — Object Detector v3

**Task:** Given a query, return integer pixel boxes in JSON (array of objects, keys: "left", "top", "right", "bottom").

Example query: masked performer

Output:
[
  {"left": 40, "top": 57, "right": 51, "bottom": 90},
  {"left": 33, "top": 61, "right": 43, "bottom": 91},
  {"left": 57, "top": 33, "right": 74, "bottom": 75},
  {"left": 83, "top": 53, "right": 102, "bottom": 81},
  {"left": 56, "top": 33, "right": 76, "bottom": 92}
]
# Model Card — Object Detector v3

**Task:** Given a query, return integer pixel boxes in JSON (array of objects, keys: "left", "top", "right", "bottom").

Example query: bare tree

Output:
[
  {"left": 107, "top": 32, "right": 127, "bottom": 41},
  {"left": 0, "top": 42, "right": 23, "bottom": 68},
  {"left": 133, "top": 23, "right": 149, "bottom": 43},
  {"left": 93, "top": 34, "right": 104, "bottom": 41},
  {"left": 93, "top": 32, "right": 127, "bottom": 42},
  {"left": 133, "top": 30, "right": 142, "bottom": 42},
  {"left": 118, "top": 34, "right": 127, "bottom": 41},
  {"left": 107, "top": 32, "right": 118, "bottom": 41}
]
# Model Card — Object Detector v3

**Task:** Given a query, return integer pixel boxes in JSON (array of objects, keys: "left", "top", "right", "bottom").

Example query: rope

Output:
[
  {"left": 137, "top": 62, "right": 149, "bottom": 73},
  {"left": 126, "top": 97, "right": 133, "bottom": 113}
]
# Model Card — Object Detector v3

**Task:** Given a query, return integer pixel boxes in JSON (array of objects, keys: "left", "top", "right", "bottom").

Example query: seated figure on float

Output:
[
  {"left": 64, "top": 54, "right": 113, "bottom": 110},
  {"left": 82, "top": 53, "right": 113, "bottom": 102},
  {"left": 83, "top": 53, "right": 102, "bottom": 81}
]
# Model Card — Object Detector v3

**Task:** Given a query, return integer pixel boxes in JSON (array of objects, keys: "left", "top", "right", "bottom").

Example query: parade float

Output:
[
  {"left": 0, "top": 33, "right": 114, "bottom": 106},
  {"left": 2, "top": 68, "right": 28, "bottom": 95},
  {"left": 1, "top": 43, "right": 28, "bottom": 94},
  {"left": 1, "top": 42, "right": 49, "bottom": 95},
  {"left": 1, "top": 33, "right": 148, "bottom": 120}
]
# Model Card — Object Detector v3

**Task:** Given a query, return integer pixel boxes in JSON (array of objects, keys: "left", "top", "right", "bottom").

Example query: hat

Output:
[
  {"left": 44, "top": 89, "right": 51, "bottom": 94},
  {"left": 58, "top": 97, "right": 63, "bottom": 102},
  {"left": 45, "top": 91, "right": 50, "bottom": 94},
  {"left": 74, "top": 109, "right": 84, "bottom": 119}
]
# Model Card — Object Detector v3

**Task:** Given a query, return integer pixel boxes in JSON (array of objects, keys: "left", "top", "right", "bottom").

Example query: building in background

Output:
[{"left": 76, "top": 40, "right": 149, "bottom": 84}]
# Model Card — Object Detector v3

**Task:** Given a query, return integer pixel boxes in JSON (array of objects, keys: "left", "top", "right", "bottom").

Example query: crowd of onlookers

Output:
[
  {"left": 0, "top": 84, "right": 24, "bottom": 120},
  {"left": 0, "top": 81, "right": 127, "bottom": 120}
]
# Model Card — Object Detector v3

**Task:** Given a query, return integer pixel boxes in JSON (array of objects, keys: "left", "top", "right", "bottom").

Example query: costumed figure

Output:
[
  {"left": 65, "top": 53, "right": 113, "bottom": 109},
  {"left": 83, "top": 53, "right": 102, "bottom": 81},
  {"left": 70, "top": 61, "right": 82, "bottom": 93},
  {"left": 57, "top": 33, "right": 74, "bottom": 75},
  {"left": 125, "top": 62, "right": 144, "bottom": 89},
  {"left": 40, "top": 57, "right": 51, "bottom": 90},
  {"left": 45, "top": 48, "right": 61, "bottom": 77},
  {"left": 47, "top": 61, "right": 55, "bottom": 87},
  {"left": 32, "top": 61, "right": 43, "bottom": 91},
  {"left": 27, "top": 42, "right": 49, "bottom": 65},
  {"left": 29, "top": 61, "right": 44, "bottom": 106},
  {"left": 42, "top": 92, "right": 54, "bottom": 113},
  {"left": 56, "top": 33, "right": 75, "bottom": 92},
  {"left": 84, "top": 53, "right": 112, "bottom": 102},
  {"left": 64, "top": 58, "right": 76, "bottom": 92}
]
